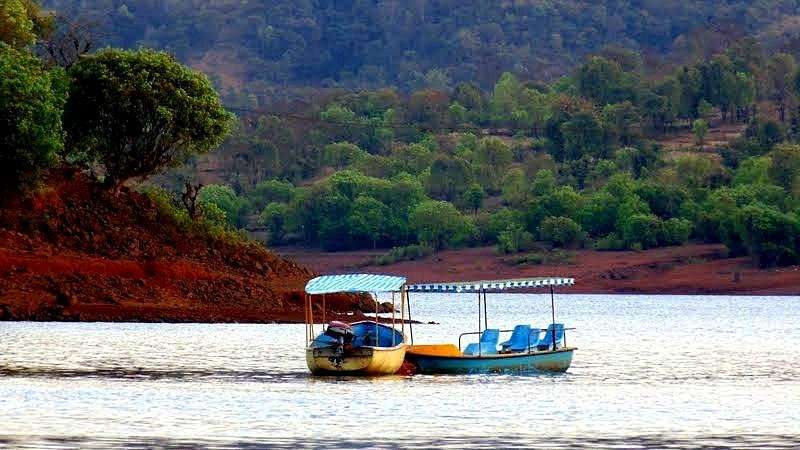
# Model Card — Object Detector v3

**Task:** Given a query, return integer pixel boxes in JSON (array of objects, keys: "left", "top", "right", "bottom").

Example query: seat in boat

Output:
[
  {"left": 536, "top": 323, "right": 565, "bottom": 351},
  {"left": 463, "top": 329, "right": 500, "bottom": 355},
  {"left": 500, "top": 325, "right": 535, "bottom": 352}
]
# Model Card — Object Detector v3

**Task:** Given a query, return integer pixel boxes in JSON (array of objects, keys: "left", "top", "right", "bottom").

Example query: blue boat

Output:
[{"left": 403, "top": 277, "right": 576, "bottom": 374}]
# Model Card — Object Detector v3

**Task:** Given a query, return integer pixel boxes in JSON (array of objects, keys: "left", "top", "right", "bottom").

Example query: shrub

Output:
[
  {"left": 539, "top": 216, "right": 584, "bottom": 248},
  {"left": 374, "top": 245, "right": 433, "bottom": 266},
  {"left": 659, "top": 218, "right": 693, "bottom": 246},
  {"left": 410, "top": 200, "right": 476, "bottom": 250},
  {"left": 496, "top": 224, "right": 535, "bottom": 254},
  {"left": 593, "top": 233, "right": 626, "bottom": 251},
  {"left": 734, "top": 203, "right": 800, "bottom": 267},
  {"left": 621, "top": 213, "right": 661, "bottom": 249}
]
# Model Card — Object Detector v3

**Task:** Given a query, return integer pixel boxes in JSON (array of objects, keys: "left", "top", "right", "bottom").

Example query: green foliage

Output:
[
  {"left": 621, "top": 213, "right": 662, "bottom": 249},
  {"left": 768, "top": 144, "right": 800, "bottom": 192},
  {"left": 734, "top": 203, "right": 799, "bottom": 267},
  {"left": 259, "top": 202, "right": 289, "bottom": 244},
  {"left": 0, "top": 43, "right": 65, "bottom": 190},
  {"left": 374, "top": 245, "right": 433, "bottom": 266},
  {"left": 64, "top": 48, "right": 233, "bottom": 186},
  {"left": 539, "top": 216, "right": 584, "bottom": 248},
  {"left": 410, "top": 200, "right": 475, "bottom": 250},
  {"left": 198, "top": 184, "right": 248, "bottom": 229},
  {"left": 692, "top": 119, "right": 709, "bottom": 145},
  {"left": 576, "top": 56, "right": 636, "bottom": 105},
  {"left": 496, "top": 223, "right": 535, "bottom": 254},
  {"left": 251, "top": 179, "right": 295, "bottom": 207},
  {"left": 424, "top": 155, "right": 473, "bottom": 201},
  {"left": 0, "top": 0, "right": 46, "bottom": 48},
  {"left": 733, "top": 157, "right": 772, "bottom": 186},
  {"left": 461, "top": 183, "right": 485, "bottom": 214},
  {"left": 347, "top": 195, "right": 391, "bottom": 249},
  {"left": 323, "top": 142, "right": 366, "bottom": 169}
]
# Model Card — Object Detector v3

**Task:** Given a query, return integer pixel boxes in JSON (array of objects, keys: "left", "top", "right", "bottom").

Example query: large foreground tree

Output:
[
  {"left": 64, "top": 48, "right": 233, "bottom": 187},
  {"left": 0, "top": 43, "right": 65, "bottom": 190}
]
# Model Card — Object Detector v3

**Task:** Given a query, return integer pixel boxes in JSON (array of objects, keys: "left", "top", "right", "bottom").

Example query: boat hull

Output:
[
  {"left": 306, "top": 344, "right": 407, "bottom": 375},
  {"left": 405, "top": 346, "right": 575, "bottom": 374}
]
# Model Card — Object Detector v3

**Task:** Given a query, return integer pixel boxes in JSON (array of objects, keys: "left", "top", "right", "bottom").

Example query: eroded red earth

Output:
[{"left": 0, "top": 170, "right": 369, "bottom": 323}]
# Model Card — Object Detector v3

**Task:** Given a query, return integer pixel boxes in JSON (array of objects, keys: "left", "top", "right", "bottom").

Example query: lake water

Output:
[{"left": 1, "top": 294, "right": 799, "bottom": 449}]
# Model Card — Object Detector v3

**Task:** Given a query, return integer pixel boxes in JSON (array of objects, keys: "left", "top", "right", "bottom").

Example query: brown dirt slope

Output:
[{"left": 0, "top": 170, "right": 367, "bottom": 323}]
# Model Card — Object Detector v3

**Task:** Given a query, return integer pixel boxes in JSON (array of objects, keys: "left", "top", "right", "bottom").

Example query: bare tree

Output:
[
  {"left": 38, "top": 15, "right": 100, "bottom": 69},
  {"left": 181, "top": 181, "right": 203, "bottom": 219}
]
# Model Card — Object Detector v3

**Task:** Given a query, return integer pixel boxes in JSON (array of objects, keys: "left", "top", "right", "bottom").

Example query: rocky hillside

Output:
[{"left": 0, "top": 169, "right": 366, "bottom": 322}]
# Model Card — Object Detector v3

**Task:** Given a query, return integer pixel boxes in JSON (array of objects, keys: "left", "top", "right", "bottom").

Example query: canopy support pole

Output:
[
  {"left": 391, "top": 291, "right": 396, "bottom": 346},
  {"left": 400, "top": 288, "right": 406, "bottom": 338},
  {"left": 375, "top": 292, "right": 379, "bottom": 346},
  {"left": 483, "top": 289, "right": 488, "bottom": 330},
  {"left": 407, "top": 290, "right": 414, "bottom": 346},
  {"left": 321, "top": 294, "right": 326, "bottom": 327},
  {"left": 477, "top": 289, "right": 482, "bottom": 356},
  {"left": 550, "top": 286, "right": 556, "bottom": 352}
]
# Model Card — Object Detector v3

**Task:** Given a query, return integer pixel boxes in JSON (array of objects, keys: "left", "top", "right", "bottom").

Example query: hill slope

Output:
[
  {"left": 42, "top": 0, "right": 800, "bottom": 97},
  {"left": 0, "top": 170, "right": 367, "bottom": 322}
]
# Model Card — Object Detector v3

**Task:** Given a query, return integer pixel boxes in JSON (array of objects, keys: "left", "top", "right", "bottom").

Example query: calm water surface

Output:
[{"left": 1, "top": 294, "right": 799, "bottom": 449}]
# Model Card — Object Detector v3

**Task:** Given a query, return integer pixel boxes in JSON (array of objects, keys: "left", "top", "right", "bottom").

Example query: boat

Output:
[
  {"left": 304, "top": 274, "right": 409, "bottom": 375},
  {"left": 403, "top": 277, "right": 576, "bottom": 374}
]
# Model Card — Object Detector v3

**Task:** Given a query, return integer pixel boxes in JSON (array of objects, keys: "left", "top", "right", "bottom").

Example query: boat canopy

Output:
[
  {"left": 305, "top": 273, "right": 407, "bottom": 295},
  {"left": 407, "top": 277, "right": 574, "bottom": 293}
]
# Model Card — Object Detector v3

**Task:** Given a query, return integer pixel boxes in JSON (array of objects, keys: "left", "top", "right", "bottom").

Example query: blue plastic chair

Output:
[
  {"left": 500, "top": 325, "right": 534, "bottom": 352},
  {"left": 463, "top": 329, "right": 500, "bottom": 355},
  {"left": 536, "top": 323, "right": 565, "bottom": 351}
]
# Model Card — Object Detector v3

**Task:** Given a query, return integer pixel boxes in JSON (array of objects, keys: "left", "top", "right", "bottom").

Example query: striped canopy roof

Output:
[
  {"left": 407, "top": 277, "right": 574, "bottom": 293},
  {"left": 305, "top": 273, "right": 407, "bottom": 295}
]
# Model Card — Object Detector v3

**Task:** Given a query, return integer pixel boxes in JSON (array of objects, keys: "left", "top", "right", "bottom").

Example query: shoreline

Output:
[{"left": 279, "top": 244, "right": 800, "bottom": 296}]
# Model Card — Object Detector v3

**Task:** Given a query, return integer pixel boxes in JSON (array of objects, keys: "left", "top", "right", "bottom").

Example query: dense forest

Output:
[
  {"left": 8, "top": 0, "right": 800, "bottom": 271},
  {"left": 155, "top": 37, "right": 800, "bottom": 269},
  {"left": 40, "top": 0, "right": 800, "bottom": 104}
]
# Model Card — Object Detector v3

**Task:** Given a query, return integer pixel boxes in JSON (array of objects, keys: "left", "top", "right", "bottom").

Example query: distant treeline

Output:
[
  {"left": 170, "top": 43, "right": 800, "bottom": 268},
  {"left": 41, "top": 0, "right": 800, "bottom": 101}
]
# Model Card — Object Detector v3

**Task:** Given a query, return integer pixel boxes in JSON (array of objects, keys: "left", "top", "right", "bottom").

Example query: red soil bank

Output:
[{"left": 0, "top": 170, "right": 369, "bottom": 323}]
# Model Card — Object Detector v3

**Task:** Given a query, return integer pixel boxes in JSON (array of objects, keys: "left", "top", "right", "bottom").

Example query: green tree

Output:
[
  {"left": 461, "top": 183, "right": 485, "bottom": 214},
  {"left": 560, "top": 110, "right": 608, "bottom": 160},
  {"left": 735, "top": 203, "right": 799, "bottom": 267},
  {"left": 251, "top": 179, "right": 295, "bottom": 206},
  {"left": 410, "top": 200, "right": 474, "bottom": 250},
  {"left": 576, "top": 56, "right": 634, "bottom": 105},
  {"left": 733, "top": 157, "right": 772, "bottom": 186},
  {"left": 621, "top": 213, "right": 661, "bottom": 249},
  {"left": 501, "top": 167, "right": 529, "bottom": 207},
  {"left": 766, "top": 53, "right": 797, "bottom": 122},
  {"left": 348, "top": 195, "right": 390, "bottom": 248},
  {"left": 0, "top": 43, "right": 65, "bottom": 190},
  {"left": 473, "top": 137, "right": 513, "bottom": 192},
  {"left": 198, "top": 184, "right": 247, "bottom": 228},
  {"left": 259, "top": 202, "right": 289, "bottom": 244},
  {"left": 692, "top": 119, "right": 709, "bottom": 145},
  {"left": 64, "top": 48, "right": 233, "bottom": 187},
  {"left": 424, "top": 155, "right": 473, "bottom": 201},
  {"left": 602, "top": 101, "right": 641, "bottom": 147},
  {"left": 539, "top": 216, "right": 583, "bottom": 248},
  {"left": 768, "top": 144, "right": 800, "bottom": 192},
  {"left": 0, "top": 0, "right": 47, "bottom": 48},
  {"left": 496, "top": 223, "right": 534, "bottom": 254},
  {"left": 323, "top": 142, "right": 366, "bottom": 169}
]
